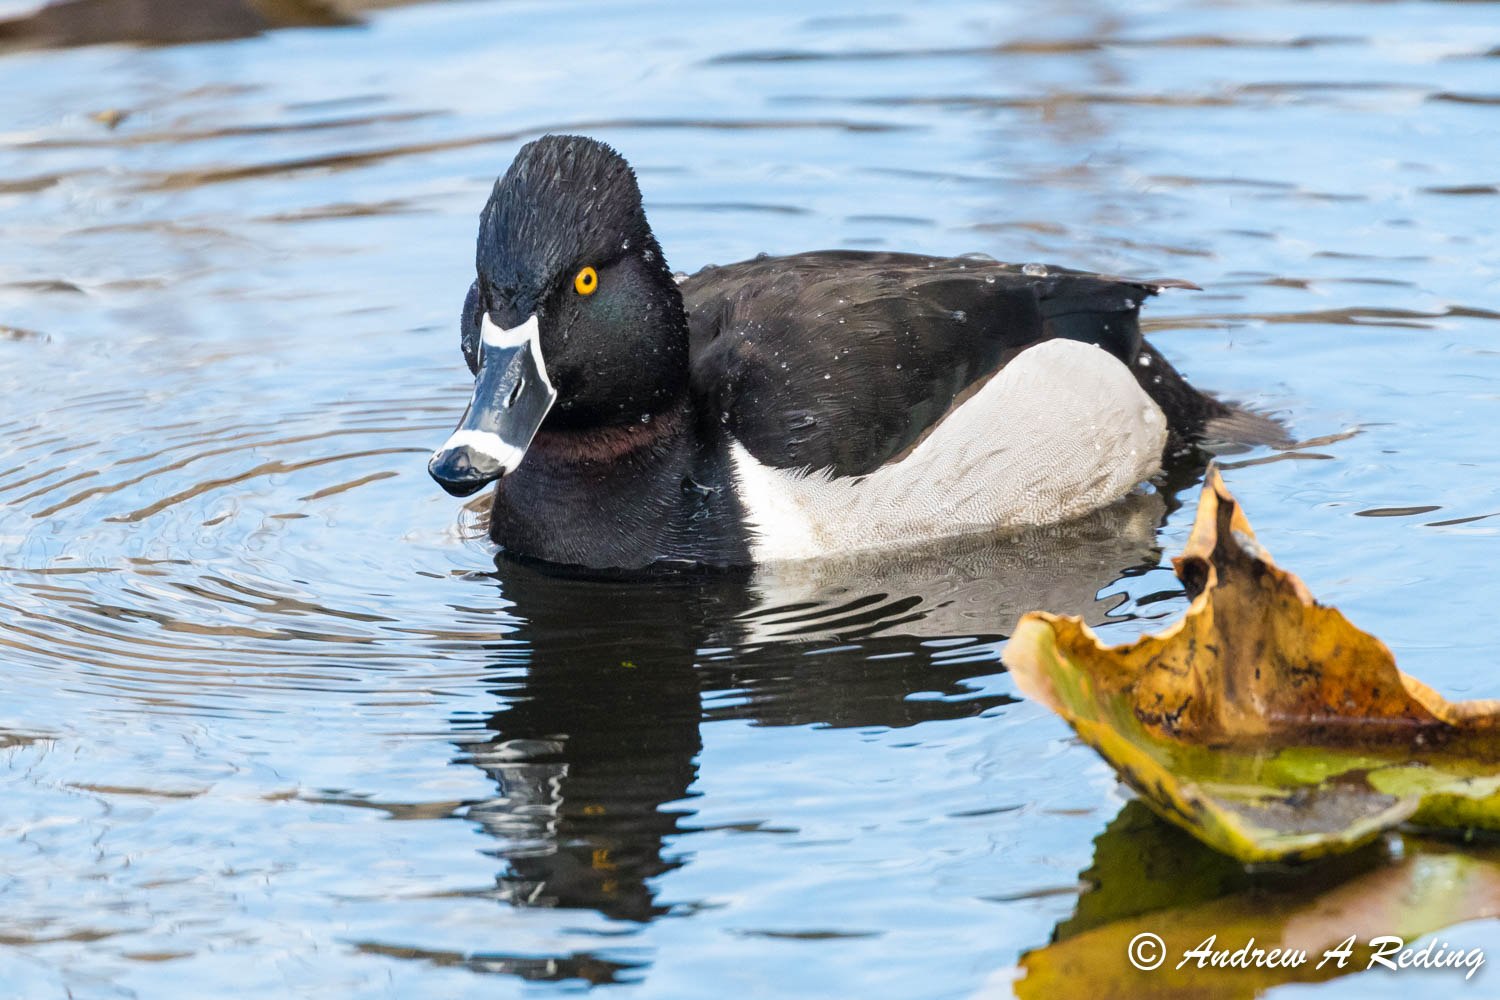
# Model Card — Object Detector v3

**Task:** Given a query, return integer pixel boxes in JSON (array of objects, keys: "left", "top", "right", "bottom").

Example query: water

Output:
[{"left": 1, "top": 0, "right": 1498, "bottom": 996}]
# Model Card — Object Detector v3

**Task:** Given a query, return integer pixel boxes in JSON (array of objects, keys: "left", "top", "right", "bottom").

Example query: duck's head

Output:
[{"left": 428, "top": 135, "right": 686, "bottom": 498}]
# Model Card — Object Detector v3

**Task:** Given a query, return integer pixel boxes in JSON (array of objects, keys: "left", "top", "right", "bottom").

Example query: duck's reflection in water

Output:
[
  {"left": 449, "top": 492, "right": 1167, "bottom": 978},
  {"left": 459, "top": 573, "right": 730, "bottom": 924}
]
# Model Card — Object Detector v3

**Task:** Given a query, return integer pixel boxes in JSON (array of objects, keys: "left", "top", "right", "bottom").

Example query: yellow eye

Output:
[{"left": 574, "top": 266, "right": 598, "bottom": 296}]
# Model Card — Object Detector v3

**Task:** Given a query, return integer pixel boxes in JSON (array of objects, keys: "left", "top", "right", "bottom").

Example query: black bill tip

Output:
[{"left": 428, "top": 444, "right": 506, "bottom": 498}]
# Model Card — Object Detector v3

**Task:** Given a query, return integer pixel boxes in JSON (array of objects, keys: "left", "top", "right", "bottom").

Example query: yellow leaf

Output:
[{"left": 1004, "top": 469, "right": 1500, "bottom": 861}]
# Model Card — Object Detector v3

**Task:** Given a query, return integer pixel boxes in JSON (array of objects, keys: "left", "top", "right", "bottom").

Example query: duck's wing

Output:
[{"left": 683, "top": 250, "right": 1184, "bottom": 477}]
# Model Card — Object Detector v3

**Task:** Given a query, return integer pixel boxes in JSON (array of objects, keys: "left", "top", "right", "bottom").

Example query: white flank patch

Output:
[
  {"left": 436, "top": 429, "right": 527, "bottom": 471},
  {"left": 729, "top": 339, "right": 1167, "bottom": 562}
]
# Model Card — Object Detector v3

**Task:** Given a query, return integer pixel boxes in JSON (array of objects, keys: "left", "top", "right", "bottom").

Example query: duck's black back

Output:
[{"left": 682, "top": 251, "right": 1171, "bottom": 477}]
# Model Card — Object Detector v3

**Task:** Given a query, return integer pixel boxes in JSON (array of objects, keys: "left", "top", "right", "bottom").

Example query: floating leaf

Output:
[{"left": 1004, "top": 469, "right": 1500, "bottom": 861}]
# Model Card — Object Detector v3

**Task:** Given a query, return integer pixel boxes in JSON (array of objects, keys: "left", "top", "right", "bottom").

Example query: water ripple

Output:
[{"left": 2, "top": 0, "right": 1498, "bottom": 994}]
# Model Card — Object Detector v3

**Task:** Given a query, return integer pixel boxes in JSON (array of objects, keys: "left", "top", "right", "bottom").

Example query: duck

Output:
[{"left": 428, "top": 134, "right": 1243, "bottom": 571}]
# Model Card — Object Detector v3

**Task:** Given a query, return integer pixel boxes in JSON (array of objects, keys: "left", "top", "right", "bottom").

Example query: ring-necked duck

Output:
[{"left": 429, "top": 135, "right": 1246, "bottom": 571}]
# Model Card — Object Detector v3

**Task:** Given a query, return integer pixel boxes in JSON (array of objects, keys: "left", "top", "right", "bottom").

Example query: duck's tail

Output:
[{"left": 1132, "top": 342, "right": 1290, "bottom": 459}]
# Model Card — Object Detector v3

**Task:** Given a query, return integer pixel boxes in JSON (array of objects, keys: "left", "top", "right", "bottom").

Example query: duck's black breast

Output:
[{"left": 682, "top": 251, "right": 1171, "bottom": 477}]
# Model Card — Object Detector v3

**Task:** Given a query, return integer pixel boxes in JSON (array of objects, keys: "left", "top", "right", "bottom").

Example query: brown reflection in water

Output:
[
  {"left": 126, "top": 118, "right": 913, "bottom": 194},
  {"left": 0, "top": 730, "right": 49, "bottom": 750},
  {"left": 708, "top": 33, "right": 1361, "bottom": 66},
  {"left": 355, "top": 940, "right": 647, "bottom": 987},
  {"left": 0, "top": 0, "right": 352, "bottom": 50},
  {"left": 0, "top": 0, "right": 488, "bottom": 51},
  {"left": 1146, "top": 303, "right": 1500, "bottom": 333}
]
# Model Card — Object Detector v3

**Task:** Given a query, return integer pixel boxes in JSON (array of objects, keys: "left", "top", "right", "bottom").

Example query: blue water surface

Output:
[{"left": 0, "top": 1, "right": 1498, "bottom": 997}]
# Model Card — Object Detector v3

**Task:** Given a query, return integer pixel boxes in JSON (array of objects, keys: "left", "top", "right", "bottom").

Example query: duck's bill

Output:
[{"left": 428, "top": 314, "right": 556, "bottom": 498}]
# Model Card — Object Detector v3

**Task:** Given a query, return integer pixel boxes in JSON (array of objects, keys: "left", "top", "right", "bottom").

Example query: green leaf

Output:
[{"left": 1004, "top": 469, "right": 1500, "bottom": 862}]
